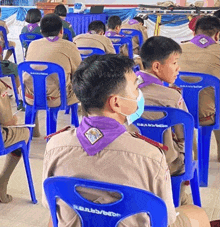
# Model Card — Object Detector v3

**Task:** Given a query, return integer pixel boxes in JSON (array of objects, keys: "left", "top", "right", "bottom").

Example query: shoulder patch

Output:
[
  {"left": 132, "top": 132, "right": 168, "bottom": 151},
  {"left": 169, "top": 86, "right": 182, "bottom": 94},
  {"left": 44, "top": 126, "right": 71, "bottom": 140}
]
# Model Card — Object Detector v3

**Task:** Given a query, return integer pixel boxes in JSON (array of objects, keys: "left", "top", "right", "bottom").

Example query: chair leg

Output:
[
  {"left": 198, "top": 127, "right": 213, "bottom": 187},
  {"left": 21, "top": 147, "right": 37, "bottom": 204},
  {"left": 65, "top": 106, "right": 70, "bottom": 115},
  {"left": 10, "top": 75, "right": 19, "bottom": 106},
  {"left": 46, "top": 109, "right": 59, "bottom": 136},
  {"left": 11, "top": 47, "right": 17, "bottom": 64},
  {"left": 25, "top": 106, "right": 37, "bottom": 139},
  {"left": 190, "top": 167, "right": 201, "bottom": 207},
  {"left": 71, "top": 103, "right": 79, "bottom": 127},
  {"left": 171, "top": 177, "right": 182, "bottom": 207}
]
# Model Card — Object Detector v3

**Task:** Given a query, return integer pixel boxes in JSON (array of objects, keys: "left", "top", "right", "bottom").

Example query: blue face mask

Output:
[{"left": 119, "top": 89, "right": 145, "bottom": 125}]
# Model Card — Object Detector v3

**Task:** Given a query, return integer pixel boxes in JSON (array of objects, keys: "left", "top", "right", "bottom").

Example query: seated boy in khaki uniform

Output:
[
  {"left": 54, "top": 4, "right": 76, "bottom": 40},
  {"left": 24, "top": 13, "right": 81, "bottom": 137},
  {"left": 121, "top": 16, "right": 148, "bottom": 55},
  {"left": 73, "top": 20, "right": 116, "bottom": 54},
  {"left": 178, "top": 16, "right": 220, "bottom": 161},
  {"left": 128, "top": 36, "right": 192, "bottom": 205},
  {"left": 42, "top": 54, "right": 211, "bottom": 227},
  {"left": 105, "top": 15, "right": 144, "bottom": 70},
  {"left": 0, "top": 80, "right": 29, "bottom": 203}
]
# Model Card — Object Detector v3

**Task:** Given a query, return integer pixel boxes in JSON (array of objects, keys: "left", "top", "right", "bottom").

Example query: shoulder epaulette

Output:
[
  {"left": 132, "top": 132, "right": 168, "bottom": 151},
  {"left": 169, "top": 86, "right": 182, "bottom": 93},
  {"left": 44, "top": 126, "right": 71, "bottom": 140},
  {"left": 0, "top": 79, "right": 12, "bottom": 90}
]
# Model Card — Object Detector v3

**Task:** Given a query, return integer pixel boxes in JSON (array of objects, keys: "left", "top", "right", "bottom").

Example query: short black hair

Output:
[
  {"left": 195, "top": 16, "right": 220, "bottom": 36},
  {"left": 73, "top": 54, "right": 134, "bottom": 113},
  {"left": 40, "top": 14, "right": 62, "bottom": 37},
  {"left": 107, "top": 16, "right": 122, "bottom": 30},
  {"left": 140, "top": 36, "right": 182, "bottom": 69},
  {"left": 25, "top": 9, "right": 42, "bottom": 24},
  {"left": 54, "top": 4, "right": 67, "bottom": 17},
  {"left": 133, "top": 16, "right": 144, "bottom": 25},
  {"left": 214, "top": 9, "right": 220, "bottom": 19},
  {"left": 88, "top": 20, "right": 106, "bottom": 33}
]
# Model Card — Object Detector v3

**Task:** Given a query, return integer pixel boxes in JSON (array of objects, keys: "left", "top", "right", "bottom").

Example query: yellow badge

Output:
[{"left": 85, "top": 128, "right": 103, "bottom": 145}]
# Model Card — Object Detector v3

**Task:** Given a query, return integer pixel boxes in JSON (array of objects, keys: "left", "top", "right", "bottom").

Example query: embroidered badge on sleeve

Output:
[
  {"left": 85, "top": 128, "right": 103, "bottom": 145},
  {"left": 178, "top": 97, "right": 183, "bottom": 107}
]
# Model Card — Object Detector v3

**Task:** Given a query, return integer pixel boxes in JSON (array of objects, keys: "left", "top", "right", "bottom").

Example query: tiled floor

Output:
[{"left": 0, "top": 86, "right": 220, "bottom": 226}]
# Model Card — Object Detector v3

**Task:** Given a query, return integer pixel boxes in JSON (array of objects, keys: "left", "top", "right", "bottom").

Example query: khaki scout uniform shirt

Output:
[
  {"left": 121, "top": 23, "right": 148, "bottom": 55},
  {"left": 24, "top": 37, "right": 81, "bottom": 107},
  {"left": 0, "top": 81, "right": 29, "bottom": 146},
  {"left": 73, "top": 33, "right": 116, "bottom": 54},
  {"left": 178, "top": 41, "right": 220, "bottom": 123},
  {"left": 42, "top": 128, "right": 178, "bottom": 227}
]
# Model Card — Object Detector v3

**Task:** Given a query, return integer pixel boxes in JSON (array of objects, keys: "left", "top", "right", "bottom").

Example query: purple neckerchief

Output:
[
  {"left": 136, "top": 71, "right": 163, "bottom": 88},
  {"left": 77, "top": 116, "right": 126, "bottom": 156},
  {"left": 27, "top": 23, "right": 39, "bottom": 32},
  {"left": 190, "top": 34, "right": 216, "bottom": 48},
  {"left": 46, "top": 36, "right": 59, "bottom": 42},
  {"left": 128, "top": 19, "right": 139, "bottom": 25}
]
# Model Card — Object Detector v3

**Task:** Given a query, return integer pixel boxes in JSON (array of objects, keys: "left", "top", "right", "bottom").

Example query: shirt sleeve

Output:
[
  {"left": 69, "top": 43, "right": 82, "bottom": 75},
  {"left": 68, "top": 24, "right": 76, "bottom": 38},
  {"left": 154, "top": 154, "right": 177, "bottom": 226},
  {"left": 105, "top": 38, "right": 116, "bottom": 54}
]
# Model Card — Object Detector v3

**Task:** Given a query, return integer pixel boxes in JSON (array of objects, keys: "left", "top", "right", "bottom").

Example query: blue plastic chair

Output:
[
  {"left": 63, "top": 28, "right": 73, "bottom": 42},
  {"left": 120, "top": 29, "right": 144, "bottom": 49},
  {"left": 174, "top": 71, "right": 220, "bottom": 187},
  {"left": 0, "top": 26, "right": 17, "bottom": 63},
  {"left": 77, "top": 47, "right": 105, "bottom": 60},
  {"left": 0, "top": 126, "right": 37, "bottom": 204},
  {"left": 44, "top": 176, "right": 168, "bottom": 227},
  {"left": 133, "top": 106, "right": 201, "bottom": 207},
  {"left": 19, "top": 33, "right": 43, "bottom": 60},
  {"left": 18, "top": 61, "right": 79, "bottom": 139},
  {"left": 107, "top": 36, "right": 133, "bottom": 59}
]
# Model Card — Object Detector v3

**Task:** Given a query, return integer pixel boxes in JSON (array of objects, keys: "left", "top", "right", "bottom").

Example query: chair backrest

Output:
[
  {"left": 44, "top": 176, "right": 168, "bottom": 227},
  {"left": 63, "top": 28, "right": 73, "bottom": 42},
  {"left": 108, "top": 36, "right": 133, "bottom": 59},
  {"left": 0, "top": 126, "right": 7, "bottom": 152},
  {"left": 77, "top": 47, "right": 105, "bottom": 60},
  {"left": 19, "top": 33, "right": 43, "bottom": 49},
  {"left": 18, "top": 61, "right": 67, "bottom": 110},
  {"left": 120, "top": 29, "right": 144, "bottom": 47},
  {"left": 174, "top": 71, "right": 220, "bottom": 129},
  {"left": 0, "top": 26, "right": 10, "bottom": 49},
  {"left": 133, "top": 105, "right": 194, "bottom": 177}
]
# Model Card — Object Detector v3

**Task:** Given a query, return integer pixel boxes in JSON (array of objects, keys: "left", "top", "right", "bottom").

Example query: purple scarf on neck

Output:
[
  {"left": 77, "top": 116, "right": 126, "bottom": 156},
  {"left": 191, "top": 34, "right": 216, "bottom": 48},
  {"left": 128, "top": 19, "right": 139, "bottom": 25},
  {"left": 27, "top": 23, "right": 39, "bottom": 32},
  {"left": 46, "top": 36, "right": 59, "bottom": 42},
  {"left": 136, "top": 71, "right": 163, "bottom": 88}
]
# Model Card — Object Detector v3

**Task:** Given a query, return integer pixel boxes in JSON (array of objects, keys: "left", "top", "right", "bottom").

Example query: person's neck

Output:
[
  {"left": 60, "top": 16, "right": 66, "bottom": 20},
  {"left": 88, "top": 110, "right": 124, "bottom": 125},
  {"left": 145, "top": 69, "right": 160, "bottom": 79}
]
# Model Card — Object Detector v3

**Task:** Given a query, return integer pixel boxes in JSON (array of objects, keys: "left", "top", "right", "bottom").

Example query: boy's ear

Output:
[
  {"left": 214, "top": 31, "right": 220, "bottom": 42},
  {"left": 151, "top": 61, "right": 160, "bottom": 74}
]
